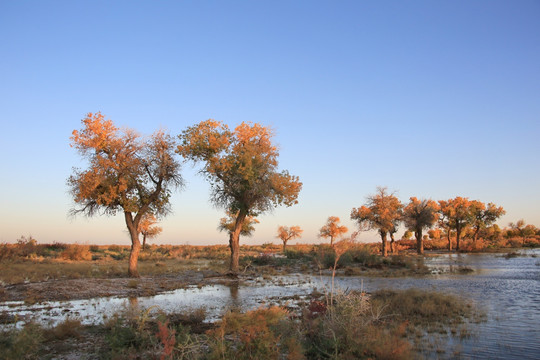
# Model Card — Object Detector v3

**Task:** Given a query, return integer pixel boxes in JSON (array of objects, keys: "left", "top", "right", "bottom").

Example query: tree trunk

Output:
[
  {"left": 389, "top": 233, "right": 396, "bottom": 254},
  {"left": 282, "top": 240, "right": 287, "bottom": 253},
  {"left": 416, "top": 228, "right": 424, "bottom": 255},
  {"left": 128, "top": 241, "right": 141, "bottom": 277},
  {"left": 447, "top": 228, "right": 452, "bottom": 251},
  {"left": 473, "top": 227, "right": 480, "bottom": 244},
  {"left": 229, "top": 210, "right": 247, "bottom": 275},
  {"left": 142, "top": 234, "right": 147, "bottom": 250},
  {"left": 380, "top": 231, "right": 388, "bottom": 257},
  {"left": 456, "top": 226, "right": 462, "bottom": 251},
  {"left": 125, "top": 211, "right": 142, "bottom": 278}
]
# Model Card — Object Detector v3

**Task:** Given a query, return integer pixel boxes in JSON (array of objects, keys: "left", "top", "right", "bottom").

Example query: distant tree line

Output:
[{"left": 316, "top": 187, "right": 538, "bottom": 257}]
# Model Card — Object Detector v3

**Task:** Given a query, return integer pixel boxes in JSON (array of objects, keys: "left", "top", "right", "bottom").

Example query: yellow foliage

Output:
[{"left": 319, "top": 216, "right": 348, "bottom": 245}]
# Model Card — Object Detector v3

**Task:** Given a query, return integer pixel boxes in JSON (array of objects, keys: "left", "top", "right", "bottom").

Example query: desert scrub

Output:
[
  {"left": 0, "top": 322, "right": 44, "bottom": 359},
  {"left": 0, "top": 318, "right": 85, "bottom": 359},
  {"left": 0, "top": 290, "right": 483, "bottom": 359},
  {"left": 207, "top": 306, "right": 303, "bottom": 360},
  {"left": 370, "top": 288, "right": 483, "bottom": 357},
  {"left": 302, "top": 291, "right": 412, "bottom": 359},
  {"left": 371, "top": 288, "right": 481, "bottom": 328},
  {"left": 60, "top": 244, "right": 92, "bottom": 261},
  {"left": 284, "top": 248, "right": 311, "bottom": 260},
  {"left": 302, "top": 288, "right": 483, "bottom": 360},
  {"left": 103, "top": 308, "right": 159, "bottom": 358}
]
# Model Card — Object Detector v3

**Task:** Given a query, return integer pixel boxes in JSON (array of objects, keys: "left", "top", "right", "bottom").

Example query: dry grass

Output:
[
  {"left": 371, "top": 288, "right": 478, "bottom": 325},
  {"left": 0, "top": 258, "right": 227, "bottom": 285},
  {"left": 45, "top": 318, "right": 83, "bottom": 340}
]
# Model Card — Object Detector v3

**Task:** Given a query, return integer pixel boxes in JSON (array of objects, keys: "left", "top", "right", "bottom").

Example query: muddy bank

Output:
[{"left": 0, "top": 270, "right": 226, "bottom": 303}]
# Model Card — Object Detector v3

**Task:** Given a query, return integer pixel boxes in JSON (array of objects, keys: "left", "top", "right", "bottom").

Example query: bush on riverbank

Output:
[{"left": 0, "top": 289, "right": 480, "bottom": 359}]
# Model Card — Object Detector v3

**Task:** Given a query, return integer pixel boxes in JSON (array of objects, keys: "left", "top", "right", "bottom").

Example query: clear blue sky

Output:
[{"left": 1, "top": 1, "right": 539, "bottom": 245}]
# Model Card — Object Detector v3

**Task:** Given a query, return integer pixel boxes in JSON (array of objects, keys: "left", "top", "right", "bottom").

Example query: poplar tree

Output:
[
  {"left": 177, "top": 120, "right": 302, "bottom": 274},
  {"left": 68, "top": 112, "right": 182, "bottom": 277}
]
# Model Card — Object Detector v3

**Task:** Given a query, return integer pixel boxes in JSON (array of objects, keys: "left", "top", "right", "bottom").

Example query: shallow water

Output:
[{"left": 2, "top": 249, "right": 539, "bottom": 359}]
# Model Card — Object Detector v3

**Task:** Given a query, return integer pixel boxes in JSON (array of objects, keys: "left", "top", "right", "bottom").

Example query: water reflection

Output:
[
  {"left": 226, "top": 281, "right": 241, "bottom": 312},
  {"left": 128, "top": 297, "right": 139, "bottom": 310}
]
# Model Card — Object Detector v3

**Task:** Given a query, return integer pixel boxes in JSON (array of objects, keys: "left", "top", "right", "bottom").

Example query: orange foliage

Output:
[
  {"left": 469, "top": 201, "right": 505, "bottom": 242},
  {"left": 156, "top": 320, "right": 176, "bottom": 360},
  {"left": 438, "top": 197, "right": 473, "bottom": 251},
  {"left": 351, "top": 187, "right": 402, "bottom": 256},
  {"left": 208, "top": 306, "right": 299, "bottom": 359},
  {"left": 277, "top": 225, "right": 303, "bottom": 250},
  {"left": 177, "top": 120, "right": 302, "bottom": 273},
  {"left": 68, "top": 112, "right": 182, "bottom": 277},
  {"left": 319, "top": 216, "right": 348, "bottom": 246}
]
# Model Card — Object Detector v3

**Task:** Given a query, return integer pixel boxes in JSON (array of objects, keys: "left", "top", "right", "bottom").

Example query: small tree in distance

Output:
[
  {"left": 509, "top": 219, "right": 536, "bottom": 245},
  {"left": 319, "top": 217, "right": 348, "bottom": 246},
  {"left": 402, "top": 230, "right": 413, "bottom": 240},
  {"left": 402, "top": 197, "right": 439, "bottom": 255},
  {"left": 138, "top": 213, "right": 162, "bottom": 250},
  {"left": 276, "top": 225, "right": 303, "bottom": 252},
  {"left": 218, "top": 210, "right": 259, "bottom": 238},
  {"left": 351, "top": 187, "right": 402, "bottom": 257},
  {"left": 438, "top": 197, "right": 473, "bottom": 251},
  {"left": 469, "top": 201, "right": 505, "bottom": 244}
]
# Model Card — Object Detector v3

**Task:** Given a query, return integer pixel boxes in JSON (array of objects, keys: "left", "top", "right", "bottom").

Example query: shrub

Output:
[
  {"left": 46, "top": 242, "right": 68, "bottom": 251},
  {"left": 302, "top": 291, "right": 411, "bottom": 359},
  {"left": 108, "top": 244, "right": 124, "bottom": 253},
  {"left": 0, "top": 243, "right": 16, "bottom": 260},
  {"left": 103, "top": 311, "right": 156, "bottom": 358},
  {"left": 347, "top": 246, "right": 381, "bottom": 267},
  {"left": 15, "top": 235, "right": 39, "bottom": 258},
  {"left": 284, "top": 248, "right": 309, "bottom": 260},
  {"left": 60, "top": 244, "right": 92, "bottom": 261},
  {"left": 46, "top": 318, "right": 82, "bottom": 340},
  {"left": 0, "top": 321, "right": 44, "bottom": 359},
  {"left": 371, "top": 288, "right": 475, "bottom": 325},
  {"left": 207, "top": 307, "right": 302, "bottom": 360}
]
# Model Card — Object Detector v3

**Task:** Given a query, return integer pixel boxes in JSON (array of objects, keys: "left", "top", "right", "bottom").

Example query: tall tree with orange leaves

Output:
[
  {"left": 177, "top": 120, "right": 302, "bottom": 274},
  {"left": 469, "top": 201, "right": 505, "bottom": 243},
  {"left": 319, "top": 217, "right": 348, "bottom": 246},
  {"left": 403, "top": 197, "right": 439, "bottom": 255},
  {"left": 350, "top": 187, "right": 402, "bottom": 257},
  {"left": 68, "top": 112, "right": 182, "bottom": 277},
  {"left": 438, "top": 197, "right": 473, "bottom": 251}
]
